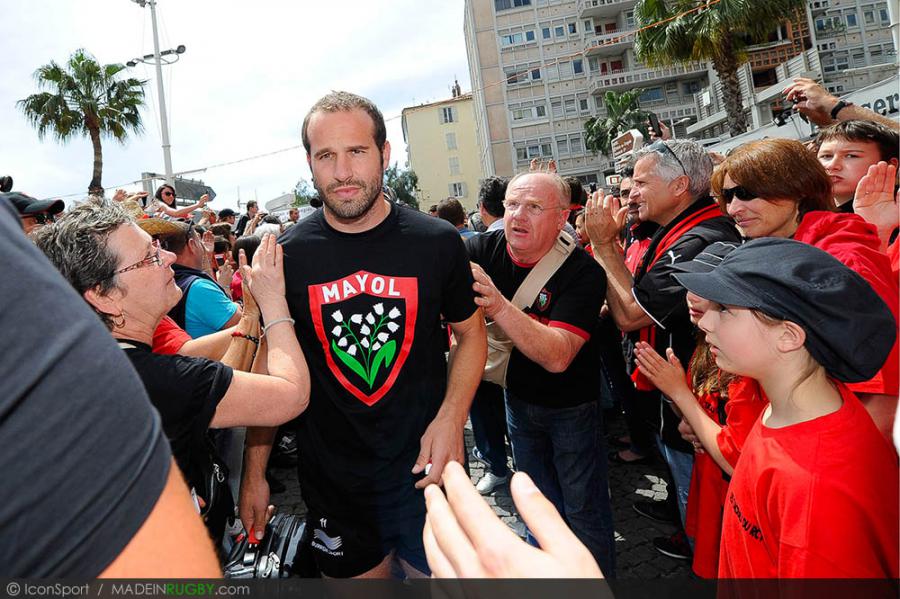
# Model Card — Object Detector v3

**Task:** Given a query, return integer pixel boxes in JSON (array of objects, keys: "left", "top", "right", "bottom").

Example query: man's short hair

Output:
[
  {"left": 246, "top": 200, "right": 257, "bottom": 210},
  {"left": 301, "top": 91, "right": 387, "bottom": 155},
  {"left": 633, "top": 140, "right": 713, "bottom": 200},
  {"left": 506, "top": 172, "right": 570, "bottom": 208},
  {"left": 210, "top": 223, "right": 232, "bottom": 238},
  {"left": 477, "top": 176, "right": 508, "bottom": 218},
  {"left": 157, "top": 221, "right": 194, "bottom": 255},
  {"left": 564, "top": 176, "right": 586, "bottom": 205},
  {"left": 436, "top": 198, "right": 467, "bottom": 227},
  {"left": 815, "top": 120, "right": 899, "bottom": 162},
  {"left": 31, "top": 199, "right": 132, "bottom": 330}
]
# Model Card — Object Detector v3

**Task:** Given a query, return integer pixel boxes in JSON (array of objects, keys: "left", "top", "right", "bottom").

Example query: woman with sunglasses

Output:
[
  {"left": 34, "top": 199, "right": 310, "bottom": 544},
  {"left": 712, "top": 138, "right": 898, "bottom": 438},
  {"left": 152, "top": 183, "right": 210, "bottom": 219}
]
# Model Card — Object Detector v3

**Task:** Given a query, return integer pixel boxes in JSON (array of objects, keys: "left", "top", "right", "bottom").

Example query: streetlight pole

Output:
[{"left": 131, "top": 0, "right": 174, "bottom": 186}]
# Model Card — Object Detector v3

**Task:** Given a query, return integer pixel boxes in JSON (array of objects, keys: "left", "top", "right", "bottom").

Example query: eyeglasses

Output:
[
  {"left": 720, "top": 186, "right": 758, "bottom": 203},
  {"left": 116, "top": 239, "right": 164, "bottom": 275},
  {"left": 23, "top": 212, "right": 56, "bottom": 225},
  {"left": 161, "top": 190, "right": 174, "bottom": 197},
  {"left": 647, "top": 141, "right": 686, "bottom": 176},
  {"left": 502, "top": 200, "right": 563, "bottom": 217}
]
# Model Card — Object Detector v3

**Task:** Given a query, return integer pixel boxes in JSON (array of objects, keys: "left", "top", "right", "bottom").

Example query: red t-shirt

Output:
[
  {"left": 793, "top": 211, "right": 899, "bottom": 396},
  {"left": 719, "top": 382, "right": 900, "bottom": 578},
  {"left": 151, "top": 316, "right": 191, "bottom": 355},
  {"left": 231, "top": 271, "right": 243, "bottom": 303},
  {"left": 685, "top": 374, "right": 767, "bottom": 578}
]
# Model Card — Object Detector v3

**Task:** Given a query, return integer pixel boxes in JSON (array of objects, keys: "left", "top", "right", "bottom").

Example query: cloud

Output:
[{"left": 1, "top": 0, "right": 471, "bottom": 209}]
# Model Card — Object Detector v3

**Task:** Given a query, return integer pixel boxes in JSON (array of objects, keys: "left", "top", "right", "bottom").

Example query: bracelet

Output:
[
  {"left": 830, "top": 99, "right": 852, "bottom": 120},
  {"left": 231, "top": 330, "right": 260, "bottom": 346},
  {"left": 262, "top": 317, "right": 296, "bottom": 337}
]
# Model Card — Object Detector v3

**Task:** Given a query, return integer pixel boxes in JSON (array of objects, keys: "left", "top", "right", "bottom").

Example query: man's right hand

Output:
[
  {"left": 783, "top": 77, "right": 839, "bottom": 126},
  {"left": 238, "top": 475, "right": 273, "bottom": 542}
]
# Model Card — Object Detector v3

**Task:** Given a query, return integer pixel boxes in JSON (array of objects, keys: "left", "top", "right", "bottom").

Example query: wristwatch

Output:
[{"left": 830, "top": 99, "right": 853, "bottom": 120}]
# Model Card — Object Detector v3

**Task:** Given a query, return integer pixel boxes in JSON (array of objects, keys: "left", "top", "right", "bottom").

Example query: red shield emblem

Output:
[{"left": 309, "top": 271, "right": 418, "bottom": 406}]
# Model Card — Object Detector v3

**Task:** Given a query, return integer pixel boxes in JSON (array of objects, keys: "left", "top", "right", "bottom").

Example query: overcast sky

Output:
[{"left": 1, "top": 0, "right": 471, "bottom": 210}]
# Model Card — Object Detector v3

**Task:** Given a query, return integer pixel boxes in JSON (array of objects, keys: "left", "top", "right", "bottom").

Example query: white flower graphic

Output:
[
  {"left": 350, "top": 313, "right": 363, "bottom": 324},
  {"left": 337, "top": 337, "right": 348, "bottom": 348},
  {"left": 373, "top": 303, "right": 384, "bottom": 315},
  {"left": 331, "top": 310, "right": 343, "bottom": 323},
  {"left": 388, "top": 307, "right": 401, "bottom": 319},
  {"left": 387, "top": 322, "right": 399, "bottom": 333},
  {"left": 373, "top": 342, "right": 382, "bottom": 351},
  {"left": 360, "top": 324, "right": 371, "bottom": 335},
  {"left": 331, "top": 325, "right": 342, "bottom": 337},
  {"left": 361, "top": 338, "right": 370, "bottom": 349},
  {"left": 347, "top": 345, "right": 357, "bottom": 356},
  {"left": 365, "top": 312, "right": 375, "bottom": 325},
  {"left": 377, "top": 332, "right": 389, "bottom": 343}
]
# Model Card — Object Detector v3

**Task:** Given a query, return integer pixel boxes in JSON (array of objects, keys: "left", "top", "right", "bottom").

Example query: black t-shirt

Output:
[
  {"left": 466, "top": 230, "right": 607, "bottom": 408},
  {"left": 119, "top": 342, "right": 232, "bottom": 490},
  {"left": 628, "top": 197, "right": 740, "bottom": 449},
  {"left": 0, "top": 199, "right": 170, "bottom": 576},
  {"left": 280, "top": 203, "right": 477, "bottom": 519}
]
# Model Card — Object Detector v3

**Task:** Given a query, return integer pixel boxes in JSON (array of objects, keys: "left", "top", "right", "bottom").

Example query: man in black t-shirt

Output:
[
  {"left": 466, "top": 172, "right": 615, "bottom": 576},
  {"left": 239, "top": 92, "right": 486, "bottom": 579},
  {"left": 585, "top": 140, "right": 740, "bottom": 560}
]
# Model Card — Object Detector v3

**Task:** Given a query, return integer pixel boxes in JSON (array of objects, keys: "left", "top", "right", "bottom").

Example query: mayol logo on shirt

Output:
[{"left": 309, "top": 271, "right": 418, "bottom": 406}]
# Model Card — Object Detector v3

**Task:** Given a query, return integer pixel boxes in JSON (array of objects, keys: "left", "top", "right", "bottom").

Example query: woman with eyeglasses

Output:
[
  {"left": 152, "top": 183, "right": 210, "bottom": 219},
  {"left": 33, "top": 199, "right": 311, "bottom": 543},
  {"left": 711, "top": 138, "right": 898, "bottom": 438}
]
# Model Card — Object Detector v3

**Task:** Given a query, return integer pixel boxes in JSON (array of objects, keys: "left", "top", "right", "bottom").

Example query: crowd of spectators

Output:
[{"left": 1, "top": 77, "right": 898, "bottom": 581}]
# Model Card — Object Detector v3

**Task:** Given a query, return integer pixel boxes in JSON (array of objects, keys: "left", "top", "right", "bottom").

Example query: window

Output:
[
  {"left": 542, "top": 27, "right": 551, "bottom": 39},
  {"left": 556, "top": 136, "right": 570, "bottom": 155},
  {"left": 504, "top": 68, "right": 521, "bottom": 85},
  {"left": 880, "top": 8, "right": 889, "bottom": 23},
  {"left": 449, "top": 157, "right": 460, "bottom": 176},
  {"left": 531, "top": 68, "right": 542, "bottom": 80},
  {"left": 565, "top": 98, "right": 577, "bottom": 116},
  {"left": 495, "top": 0, "right": 530, "bottom": 10},
  {"left": 555, "top": 25, "right": 565, "bottom": 37},
  {"left": 570, "top": 134, "right": 583, "bottom": 154},
  {"left": 573, "top": 59, "right": 584, "bottom": 74},
  {"left": 525, "top": 30, "right": 535, "bottom": 41},
  {"left": 449, "top": 182, "right": 466, "bottom": 198},
  {"left": 446, "top": 132, "right": 457, "bottom": 150},
  {"left": 559, "top": 61, "right": 574, "bottom": 77},
  {"left": 864, "top": 10, "right": 875, "bottom": 24},
  {"left": 535, "top": 105, "right": 547, "bottom": 117},
  {"left": 682, "top": 80, "right": 701, "bottom": 95},
  {"left": 640, "top": 87, "right": 664, "bottom": 103},
  {"left": 551, "top": 100, "right": 563, "bottom": 118},
  {"left": 440, "top": 107, "right": 456, "bottom": 124},
  {"left": 846, "top": 12, "right": 858, "bottom": 27},
  {"left": 568, "top": 23, "right": 577, "bottom": 34},
  {"left": 579, "top": 98, "right": 589, "bottom": 112}
]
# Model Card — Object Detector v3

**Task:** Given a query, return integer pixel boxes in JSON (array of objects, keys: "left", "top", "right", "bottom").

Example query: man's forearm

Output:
[
  {"left": 493, "top": 301, "right": 581, "bottom": 373},
  {"left": 242, "top": 426, "right": 278, "bottom": 481},
  {"left": 593, "top": 243, "right": 650, "bottom": 331},
  {"left": 837, "top": 104, "right": 899, "bottom": 131},
  {"left": 443, "top": 317, "right": 487, "bottom": 425}
]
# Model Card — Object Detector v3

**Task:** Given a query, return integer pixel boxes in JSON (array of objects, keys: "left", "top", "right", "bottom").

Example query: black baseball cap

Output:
[
  {"left": 218, "top": 208, "right": 237, "bottom": 218},
  {"left": 673, "top": 237, "right": 896, "bottom": 383},
  {"left": 2, "top": 192, "right": 64, "bottom": 216}
]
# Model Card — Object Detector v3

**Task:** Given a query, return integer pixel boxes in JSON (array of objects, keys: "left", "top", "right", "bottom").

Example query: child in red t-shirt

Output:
[
  {"left": 635, "top": 244, "right": 768, "bottom": 577},
  {"left": 669, "top": 238, "right": 898, "bottom": 579}
]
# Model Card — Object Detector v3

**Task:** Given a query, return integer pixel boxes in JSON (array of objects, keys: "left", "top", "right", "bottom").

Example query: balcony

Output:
[
  {"left": 577, "top": 0, "right": 638, "bottom": 19},
  {"left": 808, "top": 0, "right": 830, "bottom": 15},
  {"left": 584, "top": 28, "right": 636, "bottom": 57},
  {"left": 588, "top": 62, "right": 708, "bottom": 94}
]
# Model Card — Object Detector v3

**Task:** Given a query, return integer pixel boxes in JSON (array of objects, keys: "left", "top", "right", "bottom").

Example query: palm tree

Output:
[
  {"left": 584, "top": 88, "right": 650, "bottom": 157},
  {"left": 18, "top": 49, "right": 146, "bottom": 194},
  {"left": 634, "top": 0, "right": 804, "bottom": 137}
]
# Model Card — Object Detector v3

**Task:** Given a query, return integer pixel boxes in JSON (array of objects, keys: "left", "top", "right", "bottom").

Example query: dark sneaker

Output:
[
  {"left": 632, "top": 499, "right": 679, "bottom": 524},
  {"left": 653, "top": 531, "right": 692, "bottom": 560}
]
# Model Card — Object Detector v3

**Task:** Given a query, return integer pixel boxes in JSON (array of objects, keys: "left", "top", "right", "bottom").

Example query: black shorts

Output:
[{"left": 305, "top": 501, "right": 429, "bottom": 578}]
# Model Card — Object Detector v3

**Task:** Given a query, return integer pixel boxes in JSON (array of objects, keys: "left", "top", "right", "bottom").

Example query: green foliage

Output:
[
  {"left": 18, "top": 48, "right": 146, "bottom": 192},
  {"left": 584, "top": 89, "right": 649, "bottom": 157},
  {"left": 293, "top": 178, "right": 315, "bottom": 206},
  {"left": 384, "top": 163, "right": 420, "bottom": 210}
]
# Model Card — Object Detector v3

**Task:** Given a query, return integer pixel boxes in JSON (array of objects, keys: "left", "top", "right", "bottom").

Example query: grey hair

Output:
[
  {"left": 507, "top": 171, "right": 571, "bottom": 209},
  {"left": 634, "top": 139, "right": 713, "bottom": 200},
  {"left": 32, "top": 198, "right": 133, "bottom": 330}
]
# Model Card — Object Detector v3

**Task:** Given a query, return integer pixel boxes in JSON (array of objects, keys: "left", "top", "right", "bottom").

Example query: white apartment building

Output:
[
  {"left": 464, "top": 0, "right": 708, "bottom": 184},
  {"left": 809, "top": 0, "right": 897, "bottom": 95}
]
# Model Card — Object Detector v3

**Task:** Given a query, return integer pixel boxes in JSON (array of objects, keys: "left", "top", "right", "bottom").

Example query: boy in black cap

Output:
[
  {"left": 671, "top": 238, "right": 897, "bottom": 579},
  {"left": 2, "top": 192, "right": 64, "bottom": 234}
]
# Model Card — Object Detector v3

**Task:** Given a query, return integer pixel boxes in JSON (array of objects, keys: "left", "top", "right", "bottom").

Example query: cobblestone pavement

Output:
[{"left": 269, "top": 413, "right": 691, "bottom": 578}]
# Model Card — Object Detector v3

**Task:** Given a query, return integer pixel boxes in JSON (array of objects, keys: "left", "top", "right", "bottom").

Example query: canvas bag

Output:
[{"left": 483, "top": 231, "right": 576, "bottom": 387}]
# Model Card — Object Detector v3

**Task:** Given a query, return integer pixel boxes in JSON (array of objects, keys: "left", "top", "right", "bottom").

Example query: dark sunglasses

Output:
[
  {"left": 720, "top": 186, "right": 758, "bottom": 203},
  {"left": 24, "top": 212, "right": 56, "bottom": 225},
  {"left": 646, "top": 141, "right": 686, "bottom": 176}
]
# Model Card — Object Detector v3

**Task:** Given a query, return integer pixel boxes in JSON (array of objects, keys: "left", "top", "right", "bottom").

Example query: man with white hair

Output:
[
  {"left": 466, "top": 171, "right": 615, "bottom": 575},
  {"left": 584, "top": 140, "right": 740, "bottom": 560}
]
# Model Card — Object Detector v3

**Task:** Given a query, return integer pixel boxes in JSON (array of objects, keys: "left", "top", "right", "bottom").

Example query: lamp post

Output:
[
  {"left": 128, "top": 0, "right": 183, "bottom": 187},
  {"left": 669, "top": 116, "right": 693, "bottom": 140}
]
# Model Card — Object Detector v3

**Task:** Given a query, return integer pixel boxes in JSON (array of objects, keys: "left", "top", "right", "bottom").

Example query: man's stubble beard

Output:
[{"left": 313, "top": 171, "right": 384, "bottom": 221}]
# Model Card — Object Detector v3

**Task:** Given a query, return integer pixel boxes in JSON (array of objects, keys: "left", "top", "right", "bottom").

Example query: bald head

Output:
[{"left": 506, "top": 172, "right": 569, "bottom": 209}]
